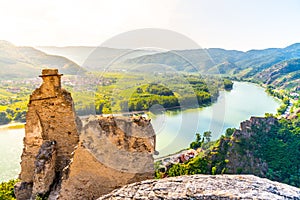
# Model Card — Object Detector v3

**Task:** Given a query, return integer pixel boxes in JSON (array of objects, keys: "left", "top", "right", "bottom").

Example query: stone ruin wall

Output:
[{"left": 15, "top": 69, "right": 156, "bottom": 200}]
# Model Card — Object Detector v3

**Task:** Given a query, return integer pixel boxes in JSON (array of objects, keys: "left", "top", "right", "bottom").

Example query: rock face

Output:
[
  {"left": 15, "top": 69, "right": 156, "bottom": 200},
  {"left": 99, "top": 174, "right": 300, "bottom": 199},
  {"left": 203, "top": 117, "right": 276, "bottom": 177},
  {"left": 224, "top": 117, "right": 276, "bottom": 176},
  {"left": 236, "top": 116, "right": 277, "bottom": 138},
  {"left": 220, "top": 117, "right": 277, "bottom": 177},
  {"left": 32, "top": 140, "right": 57, "bottom": 196},
  {"left": 58, "top": 116, "right": 155, "bottom": 199}
]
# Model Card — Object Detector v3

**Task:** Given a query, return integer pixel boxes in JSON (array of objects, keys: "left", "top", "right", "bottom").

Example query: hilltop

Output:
[{"left": 0, "top": 40, "right": 84, "bottom": 79}]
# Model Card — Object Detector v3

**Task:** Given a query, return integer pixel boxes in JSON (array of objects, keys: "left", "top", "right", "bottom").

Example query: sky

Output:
[{"left": 0, "top": 0, "right": 299, "bottom": 51}]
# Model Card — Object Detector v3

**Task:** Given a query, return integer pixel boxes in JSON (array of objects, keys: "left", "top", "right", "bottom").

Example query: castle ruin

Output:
[{"left": 15, "top": 69, "right": 155, "bottom": 200}]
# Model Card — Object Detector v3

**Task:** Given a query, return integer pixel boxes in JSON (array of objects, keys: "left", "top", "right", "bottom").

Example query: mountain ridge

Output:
[
  {"left": 3, "top": 40, "right": 300, "bottom": 89},
  {"left": 37, "top": 46, "right": 159, "bottom": 69},
  {"left": 0, "top": 40, "right": 84, "bottom": 79},
  {"left": 35, "top": 43, "right": 300, "bottom": 74},
  {"left": 121, "top": 43, "right": 300, "bottom": 74}
]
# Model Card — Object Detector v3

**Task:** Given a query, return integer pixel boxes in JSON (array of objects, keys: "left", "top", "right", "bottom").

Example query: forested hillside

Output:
[
  {"left": 35, "top": 43, "right": 300, "bottom": 77},
  {"left": 115, "top": 43, "right": 300, "bottom": 75},
  {"left": 156, "top": 116, "right": 300, "bottom": 187},
  {"left": 255, "top": 58, "right": 300, "bottom": 89}
]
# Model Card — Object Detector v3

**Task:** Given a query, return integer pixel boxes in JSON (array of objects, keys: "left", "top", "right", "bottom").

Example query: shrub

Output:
[{"left": 0, "top": 179, "right": 19, "bottom": 200}]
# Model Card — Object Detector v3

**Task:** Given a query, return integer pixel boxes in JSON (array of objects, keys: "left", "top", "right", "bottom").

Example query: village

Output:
[
  {"left": 155, "top": 148, "right": 199, "bottom": 176},
  {"left": 281, "top": 88, "right": 300, "bottom": 118}
]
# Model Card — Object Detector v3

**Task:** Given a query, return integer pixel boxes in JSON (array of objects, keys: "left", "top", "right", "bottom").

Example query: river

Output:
[
  {"left": 152, "top": 81, "right": 281, "bottom": 157},
  {"left": 0, "top": 81, "right": 280, "bottom": 182},
  {"left": 0, "top": 126, "right": 24, "bottom": 182}
]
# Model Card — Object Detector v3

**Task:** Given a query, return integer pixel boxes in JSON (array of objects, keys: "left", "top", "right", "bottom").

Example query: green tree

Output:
[
  {"left": 14, "top": 111, "right": 26, "bottom": 122},
  {"left": 0, "top": 179, "right": 18, "bottom": 200},
  {"left": 223, "top": 79, "right": 233, "bottom": 90},
  {"left": 225, "top": 128, "right": 235, "bottom": 137},
  {"left": 135, "top": 101, "right": 144, "bottom": 111},
  {"left": 5, "top": 108, "right": 14, "bottom": 119},
  {"left": 190, "top": 133, "right": 204, "bottom": 149},
  {"left": 0, "top": 112, "right": 10, "bottom": 125},
  {"left": 203, "top": 131, "right": 212, "bottom": 142},
  {"left": 129, "top": 103, "right": 135, "bottom": 112}
]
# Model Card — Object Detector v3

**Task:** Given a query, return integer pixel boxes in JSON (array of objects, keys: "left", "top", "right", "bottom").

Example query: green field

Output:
[{"left": 0, "top": 72, "right": 233, "bottom": 124}]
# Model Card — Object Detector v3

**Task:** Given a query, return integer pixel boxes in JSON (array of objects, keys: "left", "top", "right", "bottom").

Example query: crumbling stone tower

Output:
[{"left": 16, "top": 69, "right": 80, "bottom": 199}]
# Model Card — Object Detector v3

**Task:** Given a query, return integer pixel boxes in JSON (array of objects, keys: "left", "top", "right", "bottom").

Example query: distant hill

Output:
[
  {"left": 36, "top": 46, "right": 95, "bottom": 66},
  {"left": 0, "top": 41, "right": 84, "bottom": 79},
  {"left": 236, "top": 43, "right": 300, "bottom": 77},
  {"left": 116, "top": 43, "right": 300, "bottom": 76},
  {"left": 37, "top": 46, "right": 158, "bottom": 70},
  {"left": 255, "top": 58, "right": 300, "bottom": 89},
  {"left": 207, "top": 61, "right": 239, "bottom": 74},
  {"left": 33, "top": 43, "right": 300, "bottom": 89},
  {"left": 117, "top": 48, "right": 244, "bottom": 73}
]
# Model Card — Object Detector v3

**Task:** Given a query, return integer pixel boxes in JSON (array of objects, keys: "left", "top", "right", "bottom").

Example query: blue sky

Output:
[{"left": 0, "top": 0, "right": 299, "bottom": 51}]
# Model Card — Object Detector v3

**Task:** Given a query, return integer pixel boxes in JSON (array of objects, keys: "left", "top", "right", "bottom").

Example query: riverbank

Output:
[
  {"left": 0, "top": 123, "right": 25, "bottom": 130},
  {"left": 234, "top": 78, "right": 300, "bottom": 118}
]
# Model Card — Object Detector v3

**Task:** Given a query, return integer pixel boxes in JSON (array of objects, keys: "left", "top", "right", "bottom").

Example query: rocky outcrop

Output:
[
  {"left": 58, "top": 116, "right": 155, "bottom": 199},
  {"left": 223, "top": 117, "right": 276, "bottom": 176},
  {"left": 236, "top": 116, "right": 277, "bottom": 138},
  {"left": 15, "top": 69, "right": 156, "bottom": 200},
  {"left": 203, "top": 117, "right": 277, "bottom": 177},
  {"left": 99, "top": 174, "right": 300, "bottom": 199},
  {"left": 16, "top": 69, "right": 80, "bottom": 199}
]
